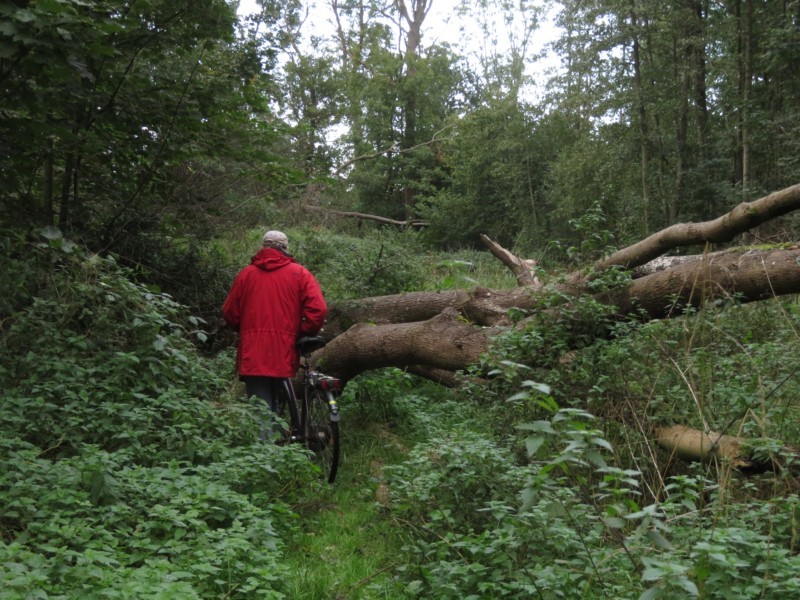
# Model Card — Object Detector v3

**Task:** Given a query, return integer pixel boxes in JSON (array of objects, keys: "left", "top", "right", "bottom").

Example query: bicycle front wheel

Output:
[
  {"left": 303, "top": 388, "right": 340, "bottom": 484},
  {"left": 275, "top": 379, "right": 301, "bottom": 444}
]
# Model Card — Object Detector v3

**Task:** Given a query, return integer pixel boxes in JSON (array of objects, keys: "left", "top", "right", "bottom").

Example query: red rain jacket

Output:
[{"left": 222, "top": 248, "right": 327, "bottom": 378}]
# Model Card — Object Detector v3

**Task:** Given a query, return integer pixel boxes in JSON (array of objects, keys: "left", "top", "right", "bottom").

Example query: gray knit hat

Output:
[{"left": 262, "top": 230, "right": 288, "bottom": 250}]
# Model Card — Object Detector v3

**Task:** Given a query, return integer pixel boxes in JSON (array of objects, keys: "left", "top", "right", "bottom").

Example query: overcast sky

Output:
[{"left": 234, "top": 0, "right": 562, "bottom": 100}]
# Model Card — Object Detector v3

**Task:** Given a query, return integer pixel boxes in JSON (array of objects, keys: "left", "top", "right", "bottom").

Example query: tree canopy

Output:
[
  {"left": 5, "top": 0, "right": 800, "bottom": 254},
  {"left": 4, "top": 1, "right": 800, "bottom": 598}
]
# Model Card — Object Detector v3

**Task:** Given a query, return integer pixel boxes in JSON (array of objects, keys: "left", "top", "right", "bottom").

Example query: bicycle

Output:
[{"left": 275, "top": 335, "right": 341, "bottom": 483}]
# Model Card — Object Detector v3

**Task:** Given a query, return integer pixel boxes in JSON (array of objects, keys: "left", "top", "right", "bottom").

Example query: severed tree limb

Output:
[
  {"left": 303, "top": 205, "right": 428, "bottom": 228},
  {"left": 479, "top": 234, "right": 541, "bottom": 288},
  {"left": 654, "top": 425, "right": 756, "bottom": 469},
  {"left": 653, "top": 425, "right": 798, "bottom": 473},
  {"left": 594, "top": 183, "right": 800, "bottom": 273}
]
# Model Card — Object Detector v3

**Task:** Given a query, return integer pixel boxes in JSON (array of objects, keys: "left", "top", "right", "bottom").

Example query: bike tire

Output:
[
  {"left": 276, "top": 379, "right": 301, "bottom": 442},
  {"left": 302, "top": 387, "right": 340, "bottom": 484}
]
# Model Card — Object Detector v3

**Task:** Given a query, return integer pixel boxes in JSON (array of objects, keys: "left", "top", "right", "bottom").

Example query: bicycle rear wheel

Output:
[{"left": 303, "top": 387, "right": 340, "bottom": 483}]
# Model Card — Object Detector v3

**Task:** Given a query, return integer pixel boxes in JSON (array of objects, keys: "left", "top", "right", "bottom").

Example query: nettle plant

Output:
[
  {"left": 384, "top": 382, "right": 644, "bottom": 598},
  {"left": 1, "top": 229, "right": 237, "bottom": 458},
  {"left": 387, "top": 366, "right": 800, "bottom": 599},
  {"left": 0, "top": 230, "right": 320, "bottom": 598}
]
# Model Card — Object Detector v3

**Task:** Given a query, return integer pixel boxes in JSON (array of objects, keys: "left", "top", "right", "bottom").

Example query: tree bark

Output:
[
  {"left": 629, "top": 2, "right": 652, "bottom": 232},
  {"left": 319, "top": 244, "right": 800, "bottom": 382},
  {"left": 479, "top": 234, "right": 541, "bottom": 288},
  {"left": 317, "top": 308, "right": 497, "bottom": 381},
  {"left": 323, "top": 184, "right": 800, "bottom": 339},
  {"left": 396, "top": 0, "right": 430, "bottom": 219},
  {"left": 592, "top": 182, "right": 800, "bottom": 272},
  {"left": 654, "top": 425, "right": 755, "bottom": 469}
]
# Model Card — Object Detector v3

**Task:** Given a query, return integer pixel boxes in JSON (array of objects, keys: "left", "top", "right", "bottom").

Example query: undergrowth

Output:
[
  {"left": 3, "top": 225, "right": 800, "bottom": 599},
  {"left": 215, "top": 225, "right": 517, "bottom": 302},
  {"left": 0, "top": 230, "right": 321, "bottom": 598},
  {"left": 373, "top": 287, "right": 800, "bottom": 598}
]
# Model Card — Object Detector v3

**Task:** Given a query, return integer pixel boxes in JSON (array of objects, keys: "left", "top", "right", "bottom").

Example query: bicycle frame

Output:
[{"left": 278, "top": 336, "right": 342, "bottom": 483}]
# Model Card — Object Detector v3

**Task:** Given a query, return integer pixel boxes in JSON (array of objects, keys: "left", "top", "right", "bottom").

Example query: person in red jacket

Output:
[{"left": 223, "top": 230, "right": 327, "bottom": 438}]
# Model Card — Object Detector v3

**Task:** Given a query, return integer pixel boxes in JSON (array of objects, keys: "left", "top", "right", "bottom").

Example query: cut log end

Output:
[{"left": 655, "top": 425, "right": 761, "bottom": 470}]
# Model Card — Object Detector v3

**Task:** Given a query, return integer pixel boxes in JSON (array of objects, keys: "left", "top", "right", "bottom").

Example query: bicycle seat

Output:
[{"left": 296, "top": 335, "right": 326, "bottom": 355}]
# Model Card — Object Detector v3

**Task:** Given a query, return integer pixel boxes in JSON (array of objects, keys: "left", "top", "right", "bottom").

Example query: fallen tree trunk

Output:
[
  {"left": 317, "top": 246, "right": 800, "bottom": 381},
  {"left": 324, "top": 245, "right": 800, "bottom": 338},
  {"left": 300, "top": 185, "right": 800, "bottom": 488},
  {"left": 316, "top": 308, "right": 497, "bottom": 381},
  {"left": 324, "top": 183, "right": 800, "bottom": 337},
  {"left": 604, "top": 245, "right": 800, "bottom": 319}
]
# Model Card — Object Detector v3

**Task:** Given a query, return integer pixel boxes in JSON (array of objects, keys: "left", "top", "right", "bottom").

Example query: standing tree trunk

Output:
[
  {"left": 740, "top": 0, "right": 753, "bottom": 196},
  {"left": 396, "top": 0, "right": 430, "bottom": 220},
  {"left": 629, "top": 1, "right": 652, "bottom": 232},
  {"left": 331, "top": 0, "right": 367, "bottom": 153}
]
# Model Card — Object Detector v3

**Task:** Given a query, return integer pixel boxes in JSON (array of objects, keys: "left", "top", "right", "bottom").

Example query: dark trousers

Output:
[{"left": 241, "top": 376, "right": 283, "bottom": 440}]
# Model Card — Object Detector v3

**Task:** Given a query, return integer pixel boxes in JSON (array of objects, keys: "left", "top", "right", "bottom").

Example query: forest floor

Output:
[{"left": 282, "top": 419, "right": 413, "bottom": 599}]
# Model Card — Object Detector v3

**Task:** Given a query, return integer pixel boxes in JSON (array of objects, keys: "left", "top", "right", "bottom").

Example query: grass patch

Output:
[{"left": 281, "top": 411, "right": 411, "bottom": 599}]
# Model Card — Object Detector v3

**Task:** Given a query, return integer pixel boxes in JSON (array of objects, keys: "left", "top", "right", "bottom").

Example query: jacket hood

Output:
[{"left": 251, "top": 247, "right": 295, "bottom": 271}]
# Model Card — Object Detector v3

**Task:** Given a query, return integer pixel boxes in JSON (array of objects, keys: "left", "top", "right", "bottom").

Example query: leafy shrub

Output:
[
  {"left": 289, "top": 227, "right": 428, "bottom": 299},
  {"left": 550, "top": 297, "right": 800, "bottom": 476},
  {"left": 0, "top": 439, "right": 315, "bottom": 598},
  {"left": 0, "top": 235, "right": 240, "bottom": 459},
  {"left": 384, "top": 400, "right": 640, "bottom": 599},
  {"left": 0, "top": 230, "right": 321, "bottom": 598},
  {"left": 386, "top": 431, "right": 523, "bottom": 530},
  {"left": 385, "top": 366, "right": 800, "bottom": 599}
]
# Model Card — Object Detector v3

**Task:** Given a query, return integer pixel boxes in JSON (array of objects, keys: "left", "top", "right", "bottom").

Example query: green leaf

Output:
[
  {"left": 641, "top": 567, "right": 665, "bottom": 582},
  {"left": 525, "top": 436, "right": 544, "bottom": 456},
  {"left": 506, "top": 391, "right": 530, "bottom": 403},
  {"left": 522, "top": 380, "right": 552, "bottom": 395},
  {"left": 14, "top": 9, "right": 37, "bottom": 23},
  {"left": 675, "top": 577, "right": 698, "bottom": 597},
  {"left": 589, "top": 436, "right": 613, "bottom": 451},
  {"left": 604, "top": 516, "right": 626, "bottom": 529},
  {"left": 585, "top": 450, "right": 607, "bottom": 468},
  {"left": 0, "top": 21, "right": 17, "bottom": 36},
  {"left": 516, "top": 421, "right": 555, "bottom": 434},
  {"left": 41, "top": 226, "right": 63, "bottom": 240},
  {"left": 645, "top": 529, "right": 673, "bottom": 551},
  {"left": 638, "top": 587, "right": 661, "bottom": 600}
]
